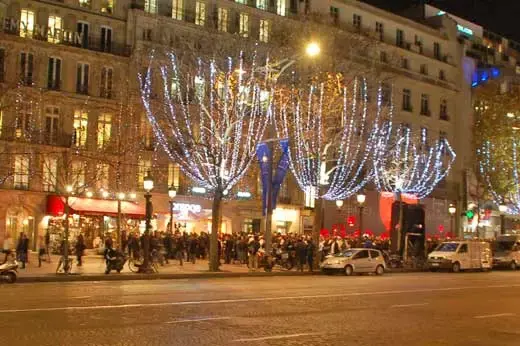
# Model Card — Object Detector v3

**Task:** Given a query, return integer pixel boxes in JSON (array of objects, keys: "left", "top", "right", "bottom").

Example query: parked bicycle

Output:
[
  {"left": 56, "top": 256, "right": 74, "bottom": 274},
  {"left": 128, "top": 251, "right": 159, "bottom": 273}
]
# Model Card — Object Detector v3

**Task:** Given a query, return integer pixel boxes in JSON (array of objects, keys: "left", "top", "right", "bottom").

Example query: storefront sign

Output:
[
  {"left": 173, "top": 203, "right": 201, "bottom": 213},
  {"left": 3, "top": 18, "right": 83, "bottom": 45}
]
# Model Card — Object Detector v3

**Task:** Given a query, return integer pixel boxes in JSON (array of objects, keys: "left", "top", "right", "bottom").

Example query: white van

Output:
[
  {"left": 493, "top": 235, "right": 520, "bottom": 270},
  {"left": 427, "top": 240, "right": 492, "bottom": 272}
]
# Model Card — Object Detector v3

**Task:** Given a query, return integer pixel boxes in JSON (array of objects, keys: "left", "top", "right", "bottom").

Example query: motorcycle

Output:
[
  {"left": 0, "top": 260, "right": 18, "bottom": 283},
  {"left": 104, "top": 249, "right": 127, "bottom": 274},
  {"left": 273, "top": 249, "right": 294, "bottom": 270}
]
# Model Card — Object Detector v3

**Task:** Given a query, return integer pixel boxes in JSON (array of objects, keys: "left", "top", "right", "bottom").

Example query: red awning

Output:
[{"left": 46, "top": 195, "right": 145, "bottom": 218}]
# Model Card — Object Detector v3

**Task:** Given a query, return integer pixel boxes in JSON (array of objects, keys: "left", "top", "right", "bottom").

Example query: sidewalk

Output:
[{"left": 14, "top": 252, "right": 319, "bottom": 283}]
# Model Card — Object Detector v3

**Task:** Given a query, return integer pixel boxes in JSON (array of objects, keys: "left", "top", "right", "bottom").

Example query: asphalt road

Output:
[{"left": 1, "top": 271, "right": 520, "bottom": 346}]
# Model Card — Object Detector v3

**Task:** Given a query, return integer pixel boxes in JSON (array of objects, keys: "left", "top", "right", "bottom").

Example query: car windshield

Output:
[
  {"left": 493, "top": 241, "right": 515, "bottom": 252},
  {"left": 436, "top": 243, "right": 459, "bottom": 252},
  {"left": 334, "top": 251, "right": 354, "bottom": 258}
]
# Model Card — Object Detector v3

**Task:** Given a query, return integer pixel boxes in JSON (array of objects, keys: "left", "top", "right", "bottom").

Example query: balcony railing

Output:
[{"left": 0, "top": 126, "right": 73, "bottom": 147}]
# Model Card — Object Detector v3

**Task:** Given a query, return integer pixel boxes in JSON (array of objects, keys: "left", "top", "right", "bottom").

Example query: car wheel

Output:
[
  {"left": 344, "top": 265, "right": 354, "bottom": 276},
  {"left": 510, "top": 261, "right": 517, "bottom": 270},
  {"left": 452, "top": 262, "right": 461, "bottom": 273},
  {"left": 375, "top": 265, "right": 384, "bottom": 276},
  {"left": 6, "top": 272, "right": 16, "bottom": 284}
]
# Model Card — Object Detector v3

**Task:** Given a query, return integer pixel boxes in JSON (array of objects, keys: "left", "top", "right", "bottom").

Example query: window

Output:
[
  {"left": 439, "top": 69, "right": 446, "bottom": 81},
  {"left": 42, "top": 156, "right": 58, "bottom": 192},
  {"left": 440, "top": 99, "right": 448, "bottom": 120},
  {"left": 100, "top": 67, "right": 113, "bottom": 98},
  {"left": 141, "top": 115, "right": 154, "bottom": 149},
  {"left": 420, "top": 94, "right": 430, "bottom": 116},
  {"left": 138, "top": 159, "right": 152, "bottom": 188},
  {"left": 401, "top": 57, "right": 409, "bottom": 69},
  {"left": 168, "top": 163, "right": 180, "bottom": 188},
  {"left": 79, "top": 0, "right": 91, "bottom": 8},
  {"left": 100, "top": 27, "right": 112, "bottom": 52},
  {"left": 353, "top": 250, "right": 369, "bottom": 259},
  {"left": 434, "top": 42, "right": 441, "bottom": 60},
  {"left": 47, "top": 57, "right": 61, "bottom": 90},
  {"left": 370, "top": 250, "right": 380, "bottom": 259},
  {"left": 239, "top": 13, "right": 249, "bottom": 38},
  {"left": 256, "top": 0, "right": 266, "bottom": 10},
  {"left": 16, "top": 102, "right": 32, "bottom": 139},
  {"left": 172, "top": 0, "right": 183, "bottom": 20},
  {"left": 420, "top": 64, "right": 428, "bottom": 75},
  {"left": 277, "top": 0, "right": 286, "bottom": 16},
  {"left": 353, "top": 14, "right": 362, "bottom": 30},
  {"left": 77, "top": 22, "right": 89, "bottom": 48},
  {"left": 304, "top": 186, "right": 316, "bottom": 208},
  {"left": 20, "top": 52, "right": 34, "bottom": 86},
  {"left": 144, "top": 0, "right": 157, "bottom": 14},
  {"left": 396, "top": 29, "right": 404, "bottom": 47},
  {"left": 96, "top": 163, "right": 109, "bottom": 190},
  {"left": 13, "top": 155, "right": 29, "bottom": 189},
  {"left": 217, "top": 8, "right": 228, "bottom": 32},
  {"left": 439, "top": 131, "right": 447, "bottom": 142},
  {"left": 375, "top": 22, "right": 384, "bottom": 41},
  {"left": 402, "top": 89, "right": 411, "bottom": 111},
  {"left": 0, "top": 49, "right": 5, "bottom": 82},
  {"left": 380, "top": 51, "right": 387, "bottom": 63},
  {"left": 76, "top": 63, "right": 89, "bottom": 94},
  {"left": 195, "top": 2, "right": 206, "bottom": 26},
  {"left": 73, "top": 110, "right": 88, "bottom": 147},
  {"left": 420, "top": 126, "right": 428, "bottom": 149},
  {"left": 20, "top": 9, "right": 35, "bottom": 38},
  {"left": 71, "top": 161, "right": 86, "bottom": 189},
  {"left": 97, "top": 113, "right": 112, "bottom": 149},
  {"left": 330, "top": 7, "right": 339, "bottom": 25},
  {"left": 381, "top": 83, "right": 391, "bottom": 105},
  {"left": 47, "top": 16, "right": 62, "bottom": 43},
  {"left": 44, "top": 106, "right": 60, "bottom": 145},
  {"left": 142, "top": 28, "right": 152, "bottom": 41},
  {"left": 458, "top": 244, "right": 468, "bottom": 253},
  {"left": 259, "top": 20, "right": 269, "bottom": 43},
  {"left": 101, "top": 0, "right": 114, "bottom": 13}
]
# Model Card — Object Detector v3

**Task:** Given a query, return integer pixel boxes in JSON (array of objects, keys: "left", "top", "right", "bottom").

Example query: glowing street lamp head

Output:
[
  {"left": 102, "top": 191, "right": 109, "bottom": 198},
  {"left": 86, "top": 191, "right": 93, "bottom": 198},
  {"left": 143, "top": 171, "right": 154, "bottom": 192},
  {"left": 168, "top": 185, "right": 177, "bottom": 199},
  {"left": 118, "top": 192, "right": 126, "bottom": 200},
  {"left": 305, "top": 42, "right": 320, "bottom": 57},
  {"left": 65, "top": 185, "right": 73, "bottom": 193},
  {"left": 356, "top": 193, "right": 366, "bottom": 205},
  {"left": 448, "top": 205, "right": 456, "bottom": 215},
  {"left": 335, "top": 200, "right": 344, "bottom": 208},
  {"left": 499, "top": 204, "right": 508, "bottom": 213}
]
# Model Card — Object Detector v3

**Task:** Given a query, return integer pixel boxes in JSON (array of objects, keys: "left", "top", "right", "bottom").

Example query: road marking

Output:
[
  {"left": 2, "top": 284, "right": 520, "bottom": 314},
  {"left": 391, "top": 303, "right": 429, "bottom": 308},
  {"left": 72, "top": 296, "right": 91, "bottom": 299},
  {"left": 233, "top": 333, "right": 320, "bottom": 342},
  {"left": 166, "top": 317, "right": 231, "bottom": 324},
  {"left": 474, "top": 313, "right": 515, "bottom": 319}
]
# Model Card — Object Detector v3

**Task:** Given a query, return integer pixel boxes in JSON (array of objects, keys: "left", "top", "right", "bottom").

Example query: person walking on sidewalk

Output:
[
  {"left": 248, "top": 236, "right": 260, "bottom": 272},
  {"left": 306, "top": 239, "right": 315, "bottom": 272},
  {"left": 174, "top": 234, "right": 185, "bottom": 266},
  {"left": 75, "top": 233, "right": 86, "bottom": 266},
  {"left": 296, "top": 238, "right": 307, "bottom": 272},
  {"left": 16, "top": 233, "right": 29, "bottom": 269},
  {"left": 44, "top": 230, "right": 51, "bottom": 263},
  {"left": 38, "top": 235, "right": 46, "bottom": 267},
  {"left": 188, "top": 234, "right": 198, "bottom": 264}
]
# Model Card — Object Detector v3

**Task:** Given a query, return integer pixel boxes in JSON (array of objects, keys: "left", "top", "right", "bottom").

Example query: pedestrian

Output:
[
  {"left": 296, "top": 238, "right": 307, "bottom": 272},
  {"left": 175, "top": 234, "right": 185, "bottom": 266},
  {"left": 307, "top": 239, "right": 315, "bottom": 272},
  {"left": 38, "top": 235, "right": 46, "bottom": 267},
  {"left": 75, "top": 233, "right": 86, "bottom": 266},
  {"left": 188, "top": 234, "right": 198, "bottom": 264},
  {"left": 2, "top": 233, "right": 13, "bottom": 264},
  {"left": 224, "top": 235, "right": 233, "bottom": 264},
  {"left": 105, "top": 234, "right": 113, "bottom": 250},
  {"left": 44, "top": 230, "right": 51, "bottom": 263},
  {"left": 16, "top": 233, "right": 29, "bottom": 269},
  {"left": 121, "top": 230, "right": 128, "bottom": 253},
  {"left": 248, "top": 236, "right": 260, "bottom": 272}
]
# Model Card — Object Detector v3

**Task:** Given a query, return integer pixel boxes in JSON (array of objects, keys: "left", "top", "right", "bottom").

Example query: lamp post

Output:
[
  {"left": 263, "top": 42, "right": 320, "bottom": 255},
  {"left": 62, "top": 184, "right": 73, "bottom": 267},
  {"left": 448, "top": 205, "right": 456, "bottom": 237},
  {"left": 139, "top": 171, "right": 154, "bottom": 273},
  {"left": 357, "top": 192, "right": 366, "bottom": 243},
  {"left": 117, "top": 192, "right": 125, "bottom": 251},
  {"left": 168, "top": 185, "right": 177, "bottom": 233},
  {"left": 499, "top": 204, "right": 508, "bottom": 235}
]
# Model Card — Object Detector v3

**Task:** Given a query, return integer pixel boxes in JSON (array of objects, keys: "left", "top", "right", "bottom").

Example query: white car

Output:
[{"left": 320, "top": 248, "right": 386, "bottom": 276}]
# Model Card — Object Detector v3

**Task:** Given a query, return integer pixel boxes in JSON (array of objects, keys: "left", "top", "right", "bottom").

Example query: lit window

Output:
[
  {"left": 97, "top": 113, "right": 112, "bottom": 149},
  {"left": 138, "top": 159, "right": 152, "bottom": 188},
  {"left": 79, "top": 0, "right": 91, "bottom": 8},
  {"left": 259, "top": 20, "right": 269, "bottom": 43},
  {"left": 71, "top": 161, "right": 86, "bottom": 190},
  {"left": 195, "top": 2, "right": 206, "bottom": 26},
  {"left": 73, "top": 110, "right": 88, "bottom": 147},
  {"left": 14, "top": 155, "right": 29, "bottom": 189},
  {"left": 43, "top": 156, "right": 58, "bottom": 192},
  {"left": 16, "top": 101, "right": 32, "bottom": 139},
  {"left": 20, "top": 9, "right": 34, "bottom": 38},
  {"left": 277, "top": 0, "right": 286, "bottom": 16},
  {"left": 101, "top": 0, "right": 114, "bottom": 14},
  {"left": 172, "top": 0, "right": 183, "bottom": 20},
  {"left": 304, "top": 186, "right": 316, "bottom": 208},
  {"left": 47, "top": 16, "right": 62, "bottom": 43},
  {"left": 256, "top": 0, "right": 266, "bottom": 10},
  {"left": 168, "top": 163, "right": 180, "bottom": 188},
  {"left": 141, "top": 115, "right": 154, "bottom": 149},
  {"left": 145, "top": 0, "right": 157, "bottom": 14},
  {"left": 239, "top": 13, "right": 249, "bottom": 37},
  {"left": 218, "top": 8, "right": 228, "bottom": 32},
  {"left": 44, "top": 106, "right": 60, "bottom": 145},
  {"left": 96, "top": 163, "right": 110, "bottom": 190}
]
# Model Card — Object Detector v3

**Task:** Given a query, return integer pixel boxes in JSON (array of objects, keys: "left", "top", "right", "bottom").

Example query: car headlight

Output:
[{"left": 334, "top": 260, "right": 342, "bottom": 264}]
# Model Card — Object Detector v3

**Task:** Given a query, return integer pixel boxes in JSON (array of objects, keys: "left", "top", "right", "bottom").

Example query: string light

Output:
[{"left": 138, "top": 50, "right": 269, "bottom": 195}]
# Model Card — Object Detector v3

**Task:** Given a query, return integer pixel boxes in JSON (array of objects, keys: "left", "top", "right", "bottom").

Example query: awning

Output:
[{"left": 46, "top": 195, "right": 145, "bottom": 218}]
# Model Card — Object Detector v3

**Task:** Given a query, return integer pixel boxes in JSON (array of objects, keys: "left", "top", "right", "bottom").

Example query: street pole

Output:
[
  {"left": 500, "top": 214, "right": 505, "bottom": 235},
  {"left": 264, "top": 141, "right": 273, "bottom": 254},
  {"left": 358, "top": 205, "right": 364, "bottom": 243},
  {"left": 169, "top": 200, "right": 174, "bottom": 233},
  {"left": 63, "top": 194, "right": 70, "bottom": 262},
  {"left": 117, "top": 199, "right": 122, "bottom": 251},
  {"left": 140, "top": 191, "right": 152, "bottom": 273},
  {"left": 397, "top": 192, "right": 404, "bottom": 254}
]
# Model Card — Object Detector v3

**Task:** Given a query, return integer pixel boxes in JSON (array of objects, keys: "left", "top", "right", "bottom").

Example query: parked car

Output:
[
  {"left": 493, "top": 235, "right": 520, "bottom": 270},
  {"left": 320, "top": 248, "right": 386, "bottom": 276},
  {"left": 427, "top": 240, "right": 492, "bottom": 272}
]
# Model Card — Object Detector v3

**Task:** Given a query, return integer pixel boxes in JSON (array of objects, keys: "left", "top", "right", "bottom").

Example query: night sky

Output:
[{"left": 361, "top": 0, "right": 520, "bottom": 42}]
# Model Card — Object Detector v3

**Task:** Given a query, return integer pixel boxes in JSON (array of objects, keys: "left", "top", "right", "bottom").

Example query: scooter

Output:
[{"left": 0, "top": 261, "right": 19, "bottom": 283}]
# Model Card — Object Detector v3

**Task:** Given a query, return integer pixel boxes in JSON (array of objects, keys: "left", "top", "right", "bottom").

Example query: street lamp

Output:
[
  {"left": 357, "top": 192, "right": 366, "bottom": 242},
  {"left": 139, "top": 171, "right": 154, "bottom": 273},
  {"left": 335, "top": 200, "right": 344, "bottom": 208},
  {"left": 116, "top": 192, "right": 125, "bottom": 250},
  {"left": 499, "top": 204, "right": 508, "bottom": 235},
  {"left": 448, "top": 205, "right": 456, "bottom": 237},
  {"left": 61, "top": 184, "right": 73, "bottom": 273},
  {"left": 305, "top": 42, "right": 321, "bottom": 57},
  {"left": 168, "top": 184, "right": 177, "bottom": 233}
]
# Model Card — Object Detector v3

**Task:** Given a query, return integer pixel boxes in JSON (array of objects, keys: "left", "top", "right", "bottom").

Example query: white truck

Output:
[
  {"left": 492, "top": 235, "right": 520, "bottom": 270},
  {"left": 427, "top": 240, "right": 492, "bottom": 272}
]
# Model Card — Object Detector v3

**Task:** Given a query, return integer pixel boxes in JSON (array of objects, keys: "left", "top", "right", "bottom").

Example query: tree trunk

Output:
[
  {"left": 209, "top": 190, "right": 223, "bottom": 272},
  {"left": 312, "top": 198, "right": 324, "bottom": 270}
]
